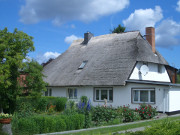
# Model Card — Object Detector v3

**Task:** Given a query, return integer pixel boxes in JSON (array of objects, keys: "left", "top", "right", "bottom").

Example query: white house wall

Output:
[
  {"left": 169, "top": 86, "right": 180, "bottom": 112},
  {"left": 129, "top": 62, "right": 171, "bottom": 82},
  {"left": 48, "top": 83, "right": 170, "bottom": 112}
]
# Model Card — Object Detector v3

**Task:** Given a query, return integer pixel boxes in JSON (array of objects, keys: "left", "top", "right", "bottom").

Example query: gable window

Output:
[
  {"left": 132, "top": 88, "right": 155, "bottom": 104},
  {"left": 45, "top": 88, "right": 52, "bottom": 96},
  {"left": 68, "top": 88, "right": 77, "bottom": 99},
  {"left": 78, "top": 61, "right": 88, "bottom": 69},
  {"left": 158, "top": 64, "right": 162, "bottom": 73},
  {"left": 94, "top": 88, "right": 113, "bottom": 102}
]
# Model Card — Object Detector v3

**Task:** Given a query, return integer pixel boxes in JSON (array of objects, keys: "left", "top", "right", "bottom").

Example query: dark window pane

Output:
[
  {"left": 45, "top": 90, "right": 48, "bottom": 96},
  {"left": 69, "top": 89, "right": 73, "bottom": 99},
  {"left": 150, "top": 91, "right": 155, "bottom": 102},
  {"left": 74, "top": 89, "right": 77, "bottom": 98},
  {"left": 133, "top": 90, "right": 138, "bottom": 102},
  {"left": 101, "top": 90, "right": 107, "bottom": 100},
  {"left": 49, "top": 89, "right": 52, "bottom": 96},
  {"left": 109, "top": 90, "right": 113, "bottom": 101},
  {"left": 140, "top": 91, "right": 148, "bottom": 102},
  {"left": 96, "top": 90, "right": 99, "bottom": 100}
]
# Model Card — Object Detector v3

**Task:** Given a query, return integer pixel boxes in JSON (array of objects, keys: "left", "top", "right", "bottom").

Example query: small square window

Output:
[
  {"left": 94, "top": 88, "right": 113, "bottom": 102},
  {"left": 68, "top": 88, "right": 77, "bottom": 99},
  {"left": 45, "top": 88, "right": 52, "bottom": 96}
]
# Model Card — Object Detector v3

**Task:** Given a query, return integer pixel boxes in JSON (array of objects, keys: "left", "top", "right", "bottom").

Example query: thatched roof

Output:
[{"left": 43, "top": 31, "right": 168, "bottom": 86}]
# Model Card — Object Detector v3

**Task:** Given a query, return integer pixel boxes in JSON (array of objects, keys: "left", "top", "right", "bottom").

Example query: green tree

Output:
[
  {"left": 0, "top": 28, "right": 34, "bottom": 113},
  {"left": 111, "top": 24, "right": 126, "bottom": 33},
  {"left": 22, "top": 60, "right": 47, "bottom": 97}
]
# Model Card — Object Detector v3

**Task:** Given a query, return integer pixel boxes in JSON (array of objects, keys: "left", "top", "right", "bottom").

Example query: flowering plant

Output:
[
  {"left": 0, "top": 113, "right": 12, "bottom": 119},
  {"left": 137, "top": 104, "right": 157, "bottom": 119}
]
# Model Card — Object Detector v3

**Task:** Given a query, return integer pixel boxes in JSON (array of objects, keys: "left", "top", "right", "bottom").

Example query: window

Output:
[
  {"left": 45, "top": 88, "right": 52, "bottom": 96},
  {"left": 94, "top": 88, "right": 113, "bottom": 102},
  {"left": 132, "top": 88, "right": 155, "bottom": 104},
  {"left": 68, "top": 88, "right": 77, "bottom": 99},
  {"left": 78, "top": 61, "right": 88, "bottom": 69},
  {"left": 158, "top": 64, "right": 162, "bottom": 73}
]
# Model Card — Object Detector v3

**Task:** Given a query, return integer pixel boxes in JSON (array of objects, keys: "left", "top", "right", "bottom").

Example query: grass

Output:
[{"left": 60, "top": 115, "right": 180, "bottom": 135}]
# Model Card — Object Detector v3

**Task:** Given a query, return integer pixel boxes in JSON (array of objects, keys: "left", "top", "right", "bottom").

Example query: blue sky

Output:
[{"left": 1, "top": 0, "right": 180, "bottom": 69}]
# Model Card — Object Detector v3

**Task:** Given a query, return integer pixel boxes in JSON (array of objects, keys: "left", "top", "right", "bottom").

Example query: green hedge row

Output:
[
  {"left": 12, "top": 114, "right": 85, "bottom": 135},
  {"left": 16, "top": 96, "right": 67, "bottom": 112}
]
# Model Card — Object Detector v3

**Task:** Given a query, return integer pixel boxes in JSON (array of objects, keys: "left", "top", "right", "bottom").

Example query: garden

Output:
[{"left": 0, "top": 95, "right": 157, "bottom": 135}]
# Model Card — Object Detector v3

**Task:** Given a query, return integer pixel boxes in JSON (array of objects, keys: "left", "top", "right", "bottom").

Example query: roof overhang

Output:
[{"left": 126, "top": 80, "right": 180, "bottom": 87}]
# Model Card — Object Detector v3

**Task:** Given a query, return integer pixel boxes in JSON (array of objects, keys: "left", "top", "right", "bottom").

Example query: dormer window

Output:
[{"left": 78, "top": 61, "right": 88, "bottom": 69}]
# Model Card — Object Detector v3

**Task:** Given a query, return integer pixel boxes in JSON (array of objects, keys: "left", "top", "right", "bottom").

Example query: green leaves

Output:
[{"left": 0, "top": 27, "right": 35, "bottom": 113}]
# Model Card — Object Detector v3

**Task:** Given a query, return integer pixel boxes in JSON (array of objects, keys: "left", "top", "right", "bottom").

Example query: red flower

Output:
[
  {"left": 124, "top": 109, "right": 126, "bottom": 111},
  {"left": 145, "top": 107, "right": 147, "bottom": 109},
  {"left": 149, "top": 114, "right": 151, "bottom": 116},
  {"left": 142, "top": 108, "right": 144, "bottom": 110},
  {"left": 129, "top": 113, "right": 131, "bottom": 116},
  {"left": 143, "top": 112, "right": 144, "bottom": 114},
  {"left": 135, "top": 108, "right": 138, "bottom": 111}
]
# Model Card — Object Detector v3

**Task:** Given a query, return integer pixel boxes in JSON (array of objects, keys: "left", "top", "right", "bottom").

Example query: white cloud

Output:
[
  {"left": 36, "top": 52, "right": 60, "bottom": 64},
  {"left": 156, "top": 19, "right": 180, "bottom": 48},
  {"left": 19, "top": 0, "right": 129, "bottom": 25},
  {"left": 64, "top": 35, "right": 82, "bottom": 44},
  {"left": 123, "top": 6, "right": 163, "bottom": 34},
  {"left": 176, "top": 0, "right": 180, "bottom": 12}
]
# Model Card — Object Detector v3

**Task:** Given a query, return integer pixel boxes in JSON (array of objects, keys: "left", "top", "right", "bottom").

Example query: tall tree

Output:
[
  {"left": 22, "top": 60, "right": 47, "bottom": 97},
  {"left": 111, "top": 24, "right": 126, "bottom": 33},
  {"left": 0, "top": 28, "right": 34, "bottom": 113}
]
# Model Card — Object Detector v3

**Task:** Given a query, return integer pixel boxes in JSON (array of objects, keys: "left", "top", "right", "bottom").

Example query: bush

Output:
[
  {"left": 12, "top": 113, "right": 85, "bottom": 135},
  {"left": 119, "top": 105, "right": 140, "bottom": 122},
  {"left": 137, "top": 104, "right": 157, "bottom": 120},
  {"left": 124, "top": 120, "right": 180, "bottom": 135},
  {"left": 92, "top": 106, "right": 120, "bottom": 126},
  {"left": 80, "top": 96, "right": 88, "bottom": 105},
  {"left": 16, "top": 96, "right": 67, "bottom": 113},
  {"left": 55, "top": 97, "right": 67, "bottom": 112}
]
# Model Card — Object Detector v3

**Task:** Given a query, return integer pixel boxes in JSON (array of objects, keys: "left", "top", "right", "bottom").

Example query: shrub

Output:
[
  {"left": 119, "top": 105, "right": 140, "bottom": 122},
  {"left": 63, "top": 100, "right": 77, "bottom": 115},
  {"left": 80, "top": 96, "right": 88, "bottom": 105},
  {"left": 36, "top": 97, "right": 48, "bottom": 112},
  {"left": 55, "top": 97, "right": 67, "bottom": 112},
  {"left": 137, "top": 104, "right": 157, "bottom": 120},
  {"left": 16, "top": 96, "right": 67, "bottom": 113},
  {"left": 92, "top": 106, "right": 120, "bottom": 126},
  {"left": 12, "top": 113, "right": 85, "bottom": 135}
]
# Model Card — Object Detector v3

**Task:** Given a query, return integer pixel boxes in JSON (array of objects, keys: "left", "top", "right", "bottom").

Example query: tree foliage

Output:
[
  {"left": 22, "top": 60, "right": 47, "bottom": 97},
  {"left": 111, "top": 24, "right": 126, "bottom": 33},
  {"left": 0, "top": 28, "right": 35, "bottom": 113}
]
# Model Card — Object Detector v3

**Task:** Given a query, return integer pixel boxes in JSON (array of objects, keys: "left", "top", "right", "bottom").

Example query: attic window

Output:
[{"left": 78, "top": 61, "right": 88, "bottom": 69}]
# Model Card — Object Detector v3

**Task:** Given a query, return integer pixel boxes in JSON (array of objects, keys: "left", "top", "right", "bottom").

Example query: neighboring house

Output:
[{"left": 43, "top": 27, "right": 180, "bottom": 115}]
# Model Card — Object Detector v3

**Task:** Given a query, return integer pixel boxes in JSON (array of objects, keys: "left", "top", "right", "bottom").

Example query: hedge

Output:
[
  {"left": 12, "top": 114, "right": 85, "bottom": 135},
  {"left": 16, "top": 96, "right": 67, "bottom": 113}
]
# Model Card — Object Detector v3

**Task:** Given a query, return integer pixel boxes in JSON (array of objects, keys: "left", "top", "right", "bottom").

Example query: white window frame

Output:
[
  {"left": 132, "top": 88, "right": 155, "bottom": 104},
  {"left": 45, "top": 88, "right": 52, "bottom": 96},
  {"left": 94, "top": 87, "right": 113, "bottom": 102},
  {"left": 67, "top": 88, "right": 77, "bottom": 99}
]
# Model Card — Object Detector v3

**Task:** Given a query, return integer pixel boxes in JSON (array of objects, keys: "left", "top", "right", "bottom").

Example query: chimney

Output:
[
  {"left": 84, "top": 32, "right": 93, "bottom": 44},
  {"left": 146, "top": 27, "right": 155, "bottom": 53}
]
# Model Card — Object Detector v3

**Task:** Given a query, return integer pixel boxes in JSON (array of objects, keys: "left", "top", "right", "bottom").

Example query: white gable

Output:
[{"left": 129, "top": 62, "right": 171, "bottom": 82}]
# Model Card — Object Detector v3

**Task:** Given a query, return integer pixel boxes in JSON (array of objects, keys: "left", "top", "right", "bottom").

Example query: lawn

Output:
[{"left": 61, "top": 115, "right": 180, "bottom": 135}]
